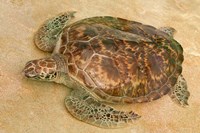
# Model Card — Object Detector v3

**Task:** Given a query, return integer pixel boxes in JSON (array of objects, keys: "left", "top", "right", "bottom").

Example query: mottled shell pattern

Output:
[{"left": 57, "top": 16, "right": 183, "bottom": 103}]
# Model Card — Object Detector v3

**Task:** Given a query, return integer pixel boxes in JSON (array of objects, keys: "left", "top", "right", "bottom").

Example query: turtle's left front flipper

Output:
[
  {"left": 169, "top": 75, "right": 190, "bottom": 107},
  {"left": 65, "top": 90, "right": 140, "bottom": 128}
]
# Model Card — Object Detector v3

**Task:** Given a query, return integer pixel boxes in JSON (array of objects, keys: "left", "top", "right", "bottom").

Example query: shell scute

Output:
[{"left": 67, "top": 24, "right": 98, "bottom": 41}]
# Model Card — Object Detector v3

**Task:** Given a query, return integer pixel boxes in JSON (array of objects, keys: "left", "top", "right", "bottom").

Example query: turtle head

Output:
[{"left": 23, "top": 54, "right": 66, "bottom": 82}]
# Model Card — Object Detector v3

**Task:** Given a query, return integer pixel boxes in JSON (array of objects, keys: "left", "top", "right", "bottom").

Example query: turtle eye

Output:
[{"left": 45, "top": 75, "right": 50, "bottom": 79}]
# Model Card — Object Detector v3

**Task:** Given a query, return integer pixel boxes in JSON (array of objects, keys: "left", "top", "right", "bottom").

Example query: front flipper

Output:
[
  {"left": 34, "top": 11, "right": 76, "bottom": 52},
  {"left": 169, "top": 75, "right": 190, "bottom": 107},
  {"left": 65, "top": 90, "right": 140, "bottom": 128}
]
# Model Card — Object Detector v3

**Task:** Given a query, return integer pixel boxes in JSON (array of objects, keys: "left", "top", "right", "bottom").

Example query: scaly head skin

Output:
[{"left": 23, "top": 54, "right": 66, "bottom": 82}]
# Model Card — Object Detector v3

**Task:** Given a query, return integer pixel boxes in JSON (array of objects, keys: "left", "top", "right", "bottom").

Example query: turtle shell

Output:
[{"left": 57, "top": 16, "right": 184, "bottom": 103}]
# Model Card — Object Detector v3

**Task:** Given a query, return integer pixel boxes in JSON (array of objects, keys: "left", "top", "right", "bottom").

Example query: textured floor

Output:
[{"left": 0, "top": 0, "right": 200, "bottom": 133}]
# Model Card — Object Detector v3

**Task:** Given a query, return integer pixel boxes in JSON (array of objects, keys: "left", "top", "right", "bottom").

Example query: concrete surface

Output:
[{"left": 0, "top": 0, "right": 200, "bottom": 133}]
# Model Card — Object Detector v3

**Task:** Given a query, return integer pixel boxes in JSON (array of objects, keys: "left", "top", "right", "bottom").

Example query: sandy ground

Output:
[{"left": 0, "top": 0, "right": 200, "bottom": 133}]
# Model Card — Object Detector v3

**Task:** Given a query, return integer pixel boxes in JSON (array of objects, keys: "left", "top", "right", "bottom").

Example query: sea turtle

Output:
[{"left": 23, "top": 11, "right": 190, "bottom": 128}]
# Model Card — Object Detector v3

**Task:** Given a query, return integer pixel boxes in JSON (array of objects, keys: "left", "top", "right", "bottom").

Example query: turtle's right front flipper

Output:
[
  {"left": 34, "top": 11, "right": 76, "bottom": 52},
  {"left": 65, "top": 90, "right": 140, "bottom": 128}
]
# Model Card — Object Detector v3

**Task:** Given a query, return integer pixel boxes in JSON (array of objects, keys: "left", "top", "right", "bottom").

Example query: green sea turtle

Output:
[{"left": 23, "top": 11, "right": 190, "bottom": 128}]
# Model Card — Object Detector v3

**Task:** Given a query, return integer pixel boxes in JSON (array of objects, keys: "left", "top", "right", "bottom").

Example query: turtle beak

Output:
[
  {"left": 22, "top": 65, "right": 28, "bottom": 77},
  {"left": 22, "top": 61, "right": 38, "bottom": 79},
  {"left": 23, "top": 71, "right": 32, "bottom": 78}
]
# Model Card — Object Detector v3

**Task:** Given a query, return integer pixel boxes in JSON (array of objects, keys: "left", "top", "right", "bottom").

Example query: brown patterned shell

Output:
[{"left": 58, "top": 16, "right": 183, "bottom": 103}]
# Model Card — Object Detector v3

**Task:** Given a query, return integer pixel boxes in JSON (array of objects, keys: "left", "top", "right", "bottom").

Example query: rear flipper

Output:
[
  {"left": 159, "top": 27, "right": 176, "bottom": 37},
  {"left": 65, "top": 90, "right": 140, "bottom": 128},
  {"left": 169, "top": 75, "right": 190, "bottom": 107},
  {"left": 34, "top": 11, "right": 76, "bottom": 52}
]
